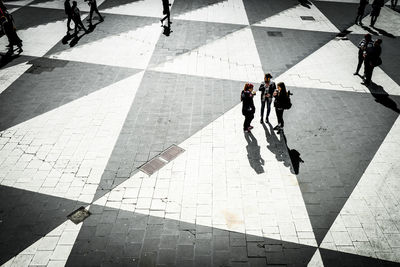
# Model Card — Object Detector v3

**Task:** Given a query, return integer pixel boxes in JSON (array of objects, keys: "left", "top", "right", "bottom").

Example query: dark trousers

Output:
[
  {"left": 260, "top": 98, "right": 272, "bottom": 120},
  {"left": 67, "top": 14, "right": 72, "bottom": 30},
  {"left": 370, "top": 15, "right": 378, "bottom": 26},
  {"left": 356, "top": 54, "right": 364, "bottom": 74},
  {"left": 73, "top": 18, "right": 86, "bottom": 34},
  {"left": 275, "top": 108, "right": 284, "bottom": 128},
  {"left": 243, "top": 113, "right": 254, "bottom": 130},
  {"left": 89, "top": 6, "right": 103, "bottom": 23},
  {"left": 391, "top": 0, "right": 398, "bottom": 8},
  {"left": 364, "top": 62, "right": 375, "bottom": 83}
]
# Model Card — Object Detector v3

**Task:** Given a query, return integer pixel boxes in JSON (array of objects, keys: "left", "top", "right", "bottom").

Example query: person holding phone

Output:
[
  {"left": 273, "top": 82, "right": 289, "bottom": 134},
  {"left": 241, "top": 83, "right": 256, "bottom": 133},
  {"left": 258, "top": 73, "right": 276, "bottom": 124}
]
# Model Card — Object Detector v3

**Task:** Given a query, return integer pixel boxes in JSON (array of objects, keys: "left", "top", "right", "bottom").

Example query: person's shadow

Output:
[
  {"left": 244, "top": 131, "right": 265, "bottom": 174},
  {"left": 162, "top": 25, "right": 172, "bottom": 36},
  {"left": 0, "top": 51, "right": 22, "bottom": 68},
  {"left": 262, "top": 123, "right": 304, "bottom": 174},
  {"left": 371, "top": 26, "right": 396, "bottom": 38},
  {"left": 366, "top": 82, "right": 400, "bottom": 113}
]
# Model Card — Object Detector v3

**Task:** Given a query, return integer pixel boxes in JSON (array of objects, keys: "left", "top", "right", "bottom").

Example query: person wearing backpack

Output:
[
  {"left": 241, "top": 83, "right": 256, "bottom": 133},
  {"left": 362, "top": 39, "right": 382, "bottom": 86},
  {"left": 273, "top": 82, "right": 290, "bottom": 134},
  {"left": 258, "top": 73, "right": 276, "bottom": 124}
]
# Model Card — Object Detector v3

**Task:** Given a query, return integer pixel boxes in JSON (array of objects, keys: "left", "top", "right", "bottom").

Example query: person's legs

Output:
[
  {"left": 355, "top": 54, "right": 364, "bottom": 74},
  {"left": 260, "top": 100, "right": 265, "bottom": 122},
  {"left": 88, "top": 7, "right": 94, "bottom": 24},
  {"left": 67, "top": 14, "right": 72, "bottom": 30},
  {"left": 95, "top": 7, "right": 103, "bottom": 21},
  {"left": 266, "top": 98, "right": 272, "bottom": 122},
  {"left": 244, "top": 114, "right": 250, "bottom": 131},
  {"left": 364, "top": 63, "right": 373, "bottom": 84},
  {"left": 249, "top": 113, "right": 254, "bottom": 128},
  {"left": 277, "top": 109, "right": 284, "bottom": 128}
]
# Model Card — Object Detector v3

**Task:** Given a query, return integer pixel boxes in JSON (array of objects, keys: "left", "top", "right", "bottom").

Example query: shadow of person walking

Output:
[
  {"left": 244, "top": 131, "right": 264, "bottom": 174},
  {"left": 281, "top": 133, "right": 304, "bottom": 175},
  {"left": 367, "top": 82, "right": 400, "bottom": 113}
]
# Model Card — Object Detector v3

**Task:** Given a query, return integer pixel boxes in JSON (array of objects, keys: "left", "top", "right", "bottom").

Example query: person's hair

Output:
[
  {"left": 364, "top": 34, "right": 372, "bottom": 41},
  {"left": 72, "top": 1, "right": 77, "bottom": 5},
  {"left": 244, "top": 83, "right": 254, "bottom": 91},
  {"left": 277, "top": 82, "right": 287, "bottom": 95}
]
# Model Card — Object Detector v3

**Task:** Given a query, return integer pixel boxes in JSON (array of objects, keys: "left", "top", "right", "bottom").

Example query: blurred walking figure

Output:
[
  {"left": 362, "top": 39, "right": 383, "bottom": 86},
  {"left": 64, "top": 0, "right": 73, "bottom": 31},
  {"left": 391, "top": 0, "right": 398, "bottom": 9},
  {"left": 355, "top": 0, "right": 368, "bottom": 25},
  {"left": 85, "top": 0, "right": 103, "bottom": 26},
  {"left": 354, "top": 34, "right": 373, "bottom": 76},
  {"left": 370, "top": 0, "right": 384, "bottom": 27},
  {"left": 161, "top": 0, "right": 171, "bottom": 26},
  {"left": 241, "top": 83, "right": 256, "bottom": 133},
  {"left": 72, "top": 1, "right": 88, "bottom": 34},
  {"left": 0, "top": 1, "right": 23, "bottom": 54}
]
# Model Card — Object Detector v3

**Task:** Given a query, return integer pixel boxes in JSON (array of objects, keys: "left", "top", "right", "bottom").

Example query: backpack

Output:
[{"left": 284, "top": 91, "right": 292, "bottom": 110}]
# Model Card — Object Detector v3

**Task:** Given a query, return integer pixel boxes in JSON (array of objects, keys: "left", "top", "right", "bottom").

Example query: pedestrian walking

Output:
[
  {"left": 85, "top": 0, "right": 103, "bottom": 26},
  {"left": 161, "top": 0, "right": 171, "bottom": 26},
  {"left": 354, "top": 34, "right": 373, "bottom": 76},
  {"left": 0, "top": 3, "right": 23, "bottom": 54},
  {"left": 370, "top": 0, "right": 384, "bottom": 27},
  {"left": 241, "top": 83, "right": 256, "bottom": 133},
  {"left": 72, "top": 1, "right": 88, "bottom": 34},
  {"left": 391, "top": 0, "right": 398, "bottom": 9},
  {"left": 64, "top": 0, "right": 73, "bottom": 31},
  {"left": 355, "top": 0, "right": 368, "bottom": 25},
  {"left": 362, "top": 39, "right": 382, "bottom": 86},
  {"left": 273, "top": 82, "right": 290, "bottom": 134},
  {"left": 258, "top": 73, "right": 276, "bottom": 124}
]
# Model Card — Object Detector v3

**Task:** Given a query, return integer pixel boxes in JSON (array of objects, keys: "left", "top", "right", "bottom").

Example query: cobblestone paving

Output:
[{"left": 1, "top": 0, "right": 400, "bottom": 266}]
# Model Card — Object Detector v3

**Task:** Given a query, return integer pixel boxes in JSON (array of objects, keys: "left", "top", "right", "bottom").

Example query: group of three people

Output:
[
  {"left": 0, "top": 0, "right": 22, "bottom": 54},
  {"left": 241, "top": 74, "right": 291, "bottom": 134}
]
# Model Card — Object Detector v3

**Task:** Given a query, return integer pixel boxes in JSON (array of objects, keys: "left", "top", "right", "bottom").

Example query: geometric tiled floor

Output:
[{"left": 1, "top": 0, "right": 400, "bottom": 266}]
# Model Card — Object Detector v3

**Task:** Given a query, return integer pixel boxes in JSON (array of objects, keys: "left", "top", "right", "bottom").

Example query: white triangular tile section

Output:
[
  {"left": 1, "top": 215, "right": 85, "bottom": 267},
  {"left": 94, "top": 98, "right": 318, "bottom": 248},
  {"left": 48, "top": 22, "right": 161, "bottom": 69},
  {"left": 0, "top": 20, "right": 68, "bottom": 57},
  {"left": 307, "top": 249, "right": 324, "bottom": 267},
  {"left": 348, "top": 7, "right": 400, "bottom": 37},
  {"left": 0, "top": 62, "right": 32, "bottom": 95},
  {"left": 276, "top": 39, "right": 400, "bottom": 95},
  {"left": 254, "top": 3, "right": 339, "bottom": 33},
  {"left": 8, "top": 7, "right": 22, "bottom": 13},
  {"left": 30, "top": 0, "right": 106, "bottom": 12},
  {"left": 101, "top": 0, "right": 174, "bottom": 18},
  {"left": 0, "top": 72, "right": 145, "bottom": 203},
  {"left": 152, "top": 27, "right": 264, "bottom": 83},
  {"left": 173, "top": 0, "right": 249, "bottom": 25},
  {"left": 321, "top": 116, "right": 400, "bottom": 263}
]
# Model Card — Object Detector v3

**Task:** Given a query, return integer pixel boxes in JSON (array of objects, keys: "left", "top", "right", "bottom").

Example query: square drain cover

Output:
[
  {"left": 267, "top": 31, "right": 283, "bottom": 37},
  {"left": 67, "top": 206, "right": 91, "bottom": 224},
  {"left": 140, "top": 157, "right": 167, "bottom": 176},
  {"left": 300, "top": 16, "right": 315, "bottom": 21},
  {"left": 159, "top": 145, "right": 185, "bottom": 162}
]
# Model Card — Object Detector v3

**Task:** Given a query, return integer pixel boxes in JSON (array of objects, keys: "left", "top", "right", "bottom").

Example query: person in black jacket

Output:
[
  {"left": 370, "top": 0, "right": 384, "bottom": 27},
  {"left": 354, "top": 34, "right": 373, "bottom": 76},
  {"left": 259, "top": 73, "right": 276, "bottom": 124},
  {"left": 64, "top": 0, "right": 73, "bottom": 31},
  {"left": 241, "top": 83, "right": 256, "bottom": 133},
  {"left": 273, "top": 82, "right": 289, "bottom": 134},
  {"left": 363, "top": 39, "right": 382, "bottom": 86},
  {"left": 355, "top": 0, "right": 368, "bottom": 25}
]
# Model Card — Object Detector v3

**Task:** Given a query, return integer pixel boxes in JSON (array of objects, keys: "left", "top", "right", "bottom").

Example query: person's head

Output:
[
  {"left": 244, "top": 83, "right": 254, "bottom": 91},
  {"left": 72, "top": 1, "right": 77, "bottom": 6},
  {"left": 364, "top": 33, "right": 372, "bottom": 42},
  {"left": 374, "top": 39, "right": 382, "bottom": 47},
  {"left": 264, "top": 73, "right": 273, "bottom": 83},
  {"left": 277, "top": 82, "right": 287, "bottom": 94}
]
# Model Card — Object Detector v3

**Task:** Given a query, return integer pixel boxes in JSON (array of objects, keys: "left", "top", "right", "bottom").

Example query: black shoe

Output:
[
  {"left": 260, "top": 119, "right": 263, "bottom": 123},
  {"left": 353, "top": 72, "right": 359, "bottom": 75},
  {"left": 273, "top": 125, "right": 280, "bottom": 130},
  {"left": 277, "top": 128, "right": 284, "bottom": 134}
]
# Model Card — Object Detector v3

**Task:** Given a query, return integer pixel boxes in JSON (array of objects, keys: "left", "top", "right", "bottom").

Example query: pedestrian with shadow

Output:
[
  {"left": 354, "top": 33, "right": 373, "bottom": 76},
  {"left": 362, "top": 39, "right": 383, "bottom": 86},
  {"left": 72, "top": 1, "right": 88, "bottom": 35},
  {"left": 370, "top": 0, "right": 384, "bottom": 27},
  {"left": 241, "top": 83, "right": 256, "bottom": 133},
  {"left": 259, "top": 73, "right": 276, "bottom": 124},
  {"left": 0, "top": 3, "right": 23, "bottom": 54},
  {"left": 273, "top": 82, "right": 290, "bottom": 134},
  {"left": 355, "top": 0, "right": 368, "bottom": 25},
  {"left": 85, "top": 0, "right": 104, "bottom": 27},
  {"left": 244, "top": 132, "right": 264, "bottom": 174},
  {"left": 161, "top": 0, "right": 171, "bottom": 27},
  {"left": 64, "top": 0, "right": 73, "bottom": 32}
]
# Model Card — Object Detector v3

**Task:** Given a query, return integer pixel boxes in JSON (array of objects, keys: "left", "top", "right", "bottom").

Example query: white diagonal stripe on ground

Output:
[
  {"left": 0, "top": 62, "right": 32, "bottom": 95},
  {"left": 307, "top": 248, "right": 324, "bottom": 267}
]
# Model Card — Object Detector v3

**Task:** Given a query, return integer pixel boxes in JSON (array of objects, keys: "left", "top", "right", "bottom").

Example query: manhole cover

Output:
[
  {"left": 300, "top": 16, "right": 315, "bottom": 21},
  {"left": 159, "top": 145, "right": 185, "bottom": 162},
  {"left": 267, "top": 31, "right": 283, "bottom": 37},
  {"left": 67, "top": 206, "right": 91, "bottom": 224},
  {"left": 140, "top": 157, "right": 167, "bottom": 176}
]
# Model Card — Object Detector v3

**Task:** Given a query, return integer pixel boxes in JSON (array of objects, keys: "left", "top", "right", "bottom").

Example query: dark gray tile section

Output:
[
  {"left": 243, "top": 0, "right": 298, "bottom": 25},
  {"left": 66, "top": 204, "right": 317, "bottom": 266},
  {"left": 9, "top": 6, "right": 68, "bottom": 30},
  {"left": 283, "top": 86, "right": 400, "bottom": 245},
  {"left": 148, "top": 19, "right": 246, "bottom": 68},
  {"left": 251, "top": 26, "right": 335, "bottom": 77},
  {"left": 0, "top": 186, "right": 88, "bottom": 266},
  {"left": 93, "top": 71, "right": 244, "bottom": 201},
  {"left": 171, "top": 0, "right": 225, "bottom": 17},
  {"left": 0, "top": 57, "right": 141, "bottom": 131}
]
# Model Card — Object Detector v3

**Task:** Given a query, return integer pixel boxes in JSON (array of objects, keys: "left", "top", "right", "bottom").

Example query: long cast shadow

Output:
[
  {"left": 366, "top": 82, "right": 400, "bottom": 113},
  {"left": 244, "top": 131, "right": 264, "bottom": 174}
]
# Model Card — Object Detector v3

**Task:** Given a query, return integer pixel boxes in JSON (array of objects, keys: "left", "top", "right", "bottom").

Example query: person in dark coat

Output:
[
  {"left": 370, "top": 0, "right": 384, "bottom": 27},
  {"left": 355, "top": 0, "right": 368, "bottom": 25},
  {"left": 161, "top": 0, "right": 171, "bottom": 26},
  {"left": 64, "top": 0, "right": 73, "bottom": 31},
  {"left": 273, "top": 82, "right": 289, "bottom": 134},
  {"left": 241, "top": 83, "right": 256, "bottom": 133},
  {"left": 354, "top": 34, "right": 373, "bottom": 76},
  {"left": 391, "top": 0, "right": 398, "bottom": 9},
  {"left": 85, "top": 0, "right": 103, "bottom": 26},
  {"left": 363, "top": 39, "right": 382, "bottom": 85},
  {"left": 72, "top": 1, "right": 87, "bottom": 34},
  {"left": 258, "top": 73, "right": 276, "bottom": 124},
  {"left": 0, "top": 4, "right": 23, "bottom": 54}
]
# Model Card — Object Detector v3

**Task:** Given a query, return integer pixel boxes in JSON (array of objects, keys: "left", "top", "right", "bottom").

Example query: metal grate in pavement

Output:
[
  {"left": 140, "top": 157, "right": 167, "bottom": 176},
  {"left": 159, "top": 145, "right": 185, "bottom": 162},
  {"left": 267, "top": 31, "right": 283, "bottom": 37},
  {"left": 300, "top": 16, "right": 315, "bottom": 21},
  {"left": 67, "top": 206, "right": 91, "bottom": 224}
]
